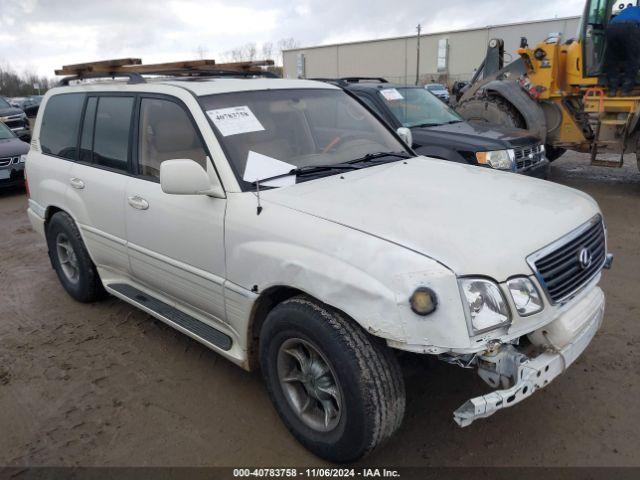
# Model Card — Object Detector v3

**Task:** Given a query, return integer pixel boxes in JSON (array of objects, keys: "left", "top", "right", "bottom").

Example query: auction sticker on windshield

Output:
[
  {"left": 243, "top": 151, "right": 296, "bottom": 187},
  {"left": 380, "top": 88, "right": 404, "bottom": 101},
  {"left": 207, "top": 106, "right": 265, "bottom": 136}
]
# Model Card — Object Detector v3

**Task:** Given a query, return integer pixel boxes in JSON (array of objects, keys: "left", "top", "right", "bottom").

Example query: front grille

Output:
[
  {"left": 515, "top": 143, "right": 544, "bottom": 170},
  {"left": 528, "top": 216, "right": 606, "bottom": 304},
  {"left": 0, "top": 157, "right": 18, "bottom": 167},
  {"left": 4, "top": 118, "right": 24, "bottom": 129}
]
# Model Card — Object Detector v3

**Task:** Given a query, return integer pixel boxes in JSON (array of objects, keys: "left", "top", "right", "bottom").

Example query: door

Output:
[
  {"left": 582, "top": 0, "right": 610, "bottom": 76},
  {"left": 65, "top": 95, "right": 134, "bottom": 276},
  {"left": 125, "top": 96, "right": 227, "bottom": 323}
]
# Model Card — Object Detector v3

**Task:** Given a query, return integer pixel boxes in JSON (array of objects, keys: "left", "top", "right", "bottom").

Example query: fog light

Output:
[{"left": 410, "top": 287, "right": 437, "bottom": 316}]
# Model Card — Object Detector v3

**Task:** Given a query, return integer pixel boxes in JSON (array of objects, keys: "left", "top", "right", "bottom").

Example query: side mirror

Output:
[
  {"left": 160, "top": 159, "right": 225, "bottom": 198},
  {"left": 397, "top": 127, "right": 413, "bottom": 148}
]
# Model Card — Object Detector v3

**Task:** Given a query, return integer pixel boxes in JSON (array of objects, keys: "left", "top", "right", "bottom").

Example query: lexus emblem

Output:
[{"left": 578, "top": 247, "right": 593, "bottom": 269}]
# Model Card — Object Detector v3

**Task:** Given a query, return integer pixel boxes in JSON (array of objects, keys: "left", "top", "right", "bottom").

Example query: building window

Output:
[{"left": 437, "top": 38, "right": 449, "bottom": 72}]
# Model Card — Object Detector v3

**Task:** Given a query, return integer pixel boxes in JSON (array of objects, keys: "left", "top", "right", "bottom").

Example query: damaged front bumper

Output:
[{"left": 453, "top": 286, "right": 605, "bottom": 427}]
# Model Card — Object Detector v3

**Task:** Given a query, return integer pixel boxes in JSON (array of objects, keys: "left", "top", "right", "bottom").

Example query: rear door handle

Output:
[
  {"left": 127, "top": 195, "right": 149, "bottom": 210},
  {"left": 70, "top": 177, "right": 85, "bottom": 189}
]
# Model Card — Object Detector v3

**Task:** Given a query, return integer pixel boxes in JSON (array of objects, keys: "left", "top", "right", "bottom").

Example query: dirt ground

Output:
[{"left": 0, "top": 152, "right": 639, "bottom": 468}]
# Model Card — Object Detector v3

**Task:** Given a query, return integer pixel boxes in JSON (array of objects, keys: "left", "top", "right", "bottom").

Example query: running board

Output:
[{"left": 108, "top": 283, "right": 232, "bottom": 351}]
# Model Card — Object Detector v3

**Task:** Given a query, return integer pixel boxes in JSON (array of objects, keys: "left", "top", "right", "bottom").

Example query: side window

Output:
[
  {"left": 79, "top": 97, "right": 97, "bottom": 163},
  {"left": 93, "top": 97, "right": 134, "bottom": 171},
  {"left": 40, "top": 93, "right": 85, "bottom": 159},
  {"left": 138, "top": 98, "right": 207, "bottom": 179}
]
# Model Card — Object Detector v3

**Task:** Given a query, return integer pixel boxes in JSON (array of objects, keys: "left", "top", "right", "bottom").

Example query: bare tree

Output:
[
  {"left": 194, "top": 44, "right": 209, "bottom": 60},
  {"left": 276, "top": 37, "right": 300, "bottom": 66},
  {"left": 0, "top": 63, "right": 52, "bottom": 97},
  {"left": 241, "top": 43, "right": 257, "bottom": 62},
  {"left": 261, "top": 42, "right": 274, "bottom": 61},
  {"left": 223, "top": 42, "right": 257, "bottom": 62}
]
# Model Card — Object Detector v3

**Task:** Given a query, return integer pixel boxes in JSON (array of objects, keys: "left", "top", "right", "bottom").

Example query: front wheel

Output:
[{"left": 260, "top": 296, "right": 405, "bottom": 463}]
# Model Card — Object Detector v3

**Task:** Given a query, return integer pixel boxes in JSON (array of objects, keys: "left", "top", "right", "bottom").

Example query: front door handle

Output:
[
  {"left": 70, "top": 177, "right": 85, "bottom": 189},
  {"left": 127, "top": 195, "right": 149, "bottom": 210}
]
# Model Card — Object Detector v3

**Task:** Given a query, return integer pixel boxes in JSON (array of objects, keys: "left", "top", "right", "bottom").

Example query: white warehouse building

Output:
[{"left": 283, "top": 16, "right": 580, "bottom": 86}]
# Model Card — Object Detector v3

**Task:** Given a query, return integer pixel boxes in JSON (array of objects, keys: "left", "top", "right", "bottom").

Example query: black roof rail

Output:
[
  {"left": 308, "top": 77, "right": 347, "bottom": 86},
  {"left": 58, "top": 72, "right": 146, "bottom": 86},
  {"left": 338, "top": 77, "right": 389, "bottom": 84}
]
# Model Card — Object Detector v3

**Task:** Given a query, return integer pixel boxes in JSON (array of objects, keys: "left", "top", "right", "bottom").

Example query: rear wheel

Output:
[
  {"left": 46, "top": 211, "right": 106, "bottom": 303},
  {"left": 259, "top": 296, "right": 405, "bottom": 462},
  {"left": 456, "top": 96, "right": 526, "bottom": 129}
]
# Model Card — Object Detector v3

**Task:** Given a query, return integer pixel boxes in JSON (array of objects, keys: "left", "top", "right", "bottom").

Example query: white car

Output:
[{"left": 26, "top": 75, "right": 611, "bottom": 462}]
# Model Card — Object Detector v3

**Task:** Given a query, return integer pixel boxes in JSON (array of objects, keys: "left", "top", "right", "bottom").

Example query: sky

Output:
[{"left": 0, "top": 0, "right": 586, "bottom": 78}]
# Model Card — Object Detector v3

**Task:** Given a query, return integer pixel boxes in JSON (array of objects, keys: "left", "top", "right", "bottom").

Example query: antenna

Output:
[{"left": 255, "top": 179, "right": 263, "bottom": 215}]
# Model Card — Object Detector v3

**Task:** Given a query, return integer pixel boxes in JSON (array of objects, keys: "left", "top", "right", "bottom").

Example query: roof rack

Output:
[
  {"left": 339, "top": 77, "right": 388, "bottom": 84},
  {"left": 309, "top": 77, "right": 389, "bottom": 87},
  {"left": 56, "top": 58, "right": 276, "bottom": 86}
]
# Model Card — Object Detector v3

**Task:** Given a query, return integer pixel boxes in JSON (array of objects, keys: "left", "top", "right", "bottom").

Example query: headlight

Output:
[
  {"left": 460, "top": 278, "right": 510, "bottom": 334},
  {"left": 409, "top": 287, "right": 437, "bottom": 316},
  {"left": 506, "top": 277, "right": 543, "bottom": 316},
  {"left": 475, "top": 149, "right": 515, "bottom": 170},
  {"left": 19, "top": 154, "right": 27, "bottom": 163}
]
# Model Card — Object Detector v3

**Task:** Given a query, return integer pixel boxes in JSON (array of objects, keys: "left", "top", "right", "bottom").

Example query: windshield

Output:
[
  {"left": 200, "top": 88, "right": 407, "bottom": 188},
  {"left": 0, "top": 98, "right": 11, "bottom": 109},
  {"left": 0, "top": 122, "right": 15, "bottom": 139},
  {"left": 378, "top": 87, "right": 462, "bottom": 128}
]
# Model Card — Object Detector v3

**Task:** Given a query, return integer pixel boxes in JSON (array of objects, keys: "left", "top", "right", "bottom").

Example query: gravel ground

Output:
[{"left": 0, "top": 152, "right": 639, "bottom": 467}]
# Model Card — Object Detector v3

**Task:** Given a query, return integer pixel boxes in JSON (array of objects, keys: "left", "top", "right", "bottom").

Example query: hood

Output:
[
  {"left": 0, "top": 106, "right": 25, "bottom": 118},
  {"left": 412, "top": 121, "right": 539, "bottom": 151},
  {"left": 262, "top": 157, "right": 599, "bottom": 281},
  {"left": 0, "top": 137, "right": 29, "bottom": 157}
]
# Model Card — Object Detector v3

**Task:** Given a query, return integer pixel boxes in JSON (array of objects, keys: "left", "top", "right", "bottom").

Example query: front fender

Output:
[
  {"left": 225, "top": 194, "right": 470, "bottom": 349},
  {"left": 482, "top": 80, "right": 547, "bottom": 141},
  {"left": 228, "top": 240, "right": 409, "bottom": 341}
]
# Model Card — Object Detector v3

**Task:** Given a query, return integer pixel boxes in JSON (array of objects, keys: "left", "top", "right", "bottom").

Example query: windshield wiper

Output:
[
  {"left": 347, "top": 151, "right": 411, "bottom": 165},
  {"left": 293, "top": 164, "right": 362, "bottom": 176},
  {"left": 412, "top": 122, "right": 440, "bottom": 128},
  {"left": 250, "top": 164, "right": 361, "bottom": 185}
]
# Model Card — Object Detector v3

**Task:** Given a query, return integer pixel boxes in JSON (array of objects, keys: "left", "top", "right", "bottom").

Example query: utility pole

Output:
[{"left": 415, "top": 24, "right": 421, "bottom": 86}]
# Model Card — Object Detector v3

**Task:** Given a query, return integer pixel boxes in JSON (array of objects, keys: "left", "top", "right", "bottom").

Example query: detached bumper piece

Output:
[{"left": 453, "top": 292, "right": 604, "bottom": 427}]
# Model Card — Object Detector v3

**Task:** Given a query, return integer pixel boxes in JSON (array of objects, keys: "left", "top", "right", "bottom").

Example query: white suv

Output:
[{"left": 26, "top": 76, "right": 611, "bottom": 462}]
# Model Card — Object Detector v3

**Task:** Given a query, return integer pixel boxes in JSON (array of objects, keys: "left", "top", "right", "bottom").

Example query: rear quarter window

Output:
[{"left": 40, "top": 93, "right": 85, "bottom": 159}]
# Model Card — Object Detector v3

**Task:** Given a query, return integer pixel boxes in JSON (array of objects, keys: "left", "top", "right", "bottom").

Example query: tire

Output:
[
  {"left": 456, "top": 96, "right": 526, "bottom": 129},
  {"left": 545, "top": 145, "right": 566, "bottom": 162},
  {"left": 46, "top": 211, "right": 106, "bottom": 303},
  {"left": 259, "top": 296, "right": 405, "bottom": 463}
]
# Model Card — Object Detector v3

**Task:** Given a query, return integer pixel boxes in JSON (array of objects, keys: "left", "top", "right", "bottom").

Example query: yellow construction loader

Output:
[{"left": 457, "top": 0, "right": 640, "bottom": 170}]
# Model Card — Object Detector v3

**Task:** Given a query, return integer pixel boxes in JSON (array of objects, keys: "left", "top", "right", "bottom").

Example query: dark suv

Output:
[
  {"left": 0, "top": 96, "right": 31, "bottom": 140},
  {"left": 320, "top": 78, "right": 549, "bottom": 178}
]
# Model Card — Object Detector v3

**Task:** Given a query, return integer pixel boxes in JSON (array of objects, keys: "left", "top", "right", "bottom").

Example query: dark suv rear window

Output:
[{"left": 40, "top": 93, "right": 85, "bottom": 159}]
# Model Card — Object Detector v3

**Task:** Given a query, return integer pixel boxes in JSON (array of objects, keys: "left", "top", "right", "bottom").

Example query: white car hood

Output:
[{"left": 262, "top": 157, "right": 600, "bottom": 281}]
